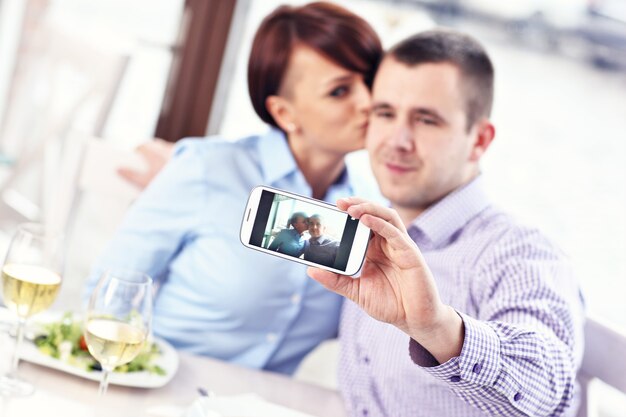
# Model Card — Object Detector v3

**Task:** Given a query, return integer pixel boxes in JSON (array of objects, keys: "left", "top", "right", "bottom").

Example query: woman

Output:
[
  {"left": 85, "top": 2, "right": 382, "bottom": 374},
  {"left": 268, "top": 212, "right": 309, "bottom": 257}
]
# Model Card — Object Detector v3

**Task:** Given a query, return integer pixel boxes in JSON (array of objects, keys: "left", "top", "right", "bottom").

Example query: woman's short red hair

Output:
[{"left": 248, "top": 2, "right": 382, "bottom": 128}]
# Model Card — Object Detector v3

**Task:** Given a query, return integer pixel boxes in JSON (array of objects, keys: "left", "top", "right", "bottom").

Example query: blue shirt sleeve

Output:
[
  {"left": 83, "top": 131, "right": 346, "bottom": 374},
  {"left": 268, "top": 230, "right": 284, "bottom": 251},
  {"left": 83, "top": 140, "right": 209, "bottom": 300}
]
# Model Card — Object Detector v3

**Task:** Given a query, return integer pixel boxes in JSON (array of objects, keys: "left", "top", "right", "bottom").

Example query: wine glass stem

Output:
[
  {"left": 10, "top": 318, "right": 26, "bottom": 375},
  {"left": 98, "top": 369, "right": 111, "bottom": 396}
]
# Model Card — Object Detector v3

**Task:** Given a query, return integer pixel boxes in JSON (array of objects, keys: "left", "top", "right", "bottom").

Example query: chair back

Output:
[
  {"left": 52, "top": 134, "right": 145, "bottom": 235},
  {"left": 53, "top": 134, "right": 147, "bottom": 311},
  {"left": 576, "top": 316, "right": 626, "bottom": 417}
]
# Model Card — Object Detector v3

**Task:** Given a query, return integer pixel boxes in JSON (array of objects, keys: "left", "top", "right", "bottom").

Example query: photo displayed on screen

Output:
[{"left": 248, "top": 190, "right": 360, "bottom": 271}]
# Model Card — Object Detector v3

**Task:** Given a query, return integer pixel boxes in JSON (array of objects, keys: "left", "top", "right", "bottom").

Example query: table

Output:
[{"left": 0, "top": 350, "right": 348, "bottom": 417}]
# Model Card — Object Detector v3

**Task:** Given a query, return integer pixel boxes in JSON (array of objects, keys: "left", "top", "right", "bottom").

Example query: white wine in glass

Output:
[
  {"left": 0, "top": 223, "right": 64, "bottom": 397},
  {"left": 85, "top": 269, "right": 152, "bottom": 396},
  {"left": 2, "top": 264, "right": 62, "bottom": 317}
]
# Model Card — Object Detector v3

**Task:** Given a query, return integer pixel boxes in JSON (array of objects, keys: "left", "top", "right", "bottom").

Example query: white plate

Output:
[{"left": 11, "top": 310, "right": 179, "bottom": 388}]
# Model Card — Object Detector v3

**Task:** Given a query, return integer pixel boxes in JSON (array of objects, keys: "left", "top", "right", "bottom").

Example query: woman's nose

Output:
[{"left": 354, "top": 82, "right": 371, "bottom": 112}]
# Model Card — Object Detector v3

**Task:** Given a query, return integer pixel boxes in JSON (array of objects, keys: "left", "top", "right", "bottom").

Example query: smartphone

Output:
[{"left": 240, "top": 186, "right": 370, "bottom": 276}]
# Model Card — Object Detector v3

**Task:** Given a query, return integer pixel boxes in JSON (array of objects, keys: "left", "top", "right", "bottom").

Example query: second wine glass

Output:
[{"left": 85, "top": 269, "right": 152, "bottom": 396}]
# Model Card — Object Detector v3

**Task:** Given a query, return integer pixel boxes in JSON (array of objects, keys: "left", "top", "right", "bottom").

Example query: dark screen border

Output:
[
  {"left": 249, "top": 190, "right": 275, "bottom": 247},
  {"left": 333, "top": 216, "right": 359, "bottom": 271}
]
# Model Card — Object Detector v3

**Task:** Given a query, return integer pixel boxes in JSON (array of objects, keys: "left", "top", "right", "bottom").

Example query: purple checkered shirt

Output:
[{"left": 339, "top": 176, "right": 585, "bottom": 417}]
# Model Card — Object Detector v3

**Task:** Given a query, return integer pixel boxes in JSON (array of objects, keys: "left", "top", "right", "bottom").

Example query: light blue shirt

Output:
[
  {"left": 268, "top": 228, "right": 306, "bottom": 257},
  {"left": 85, "top": 128, "right": 375, "bottom": 374}
]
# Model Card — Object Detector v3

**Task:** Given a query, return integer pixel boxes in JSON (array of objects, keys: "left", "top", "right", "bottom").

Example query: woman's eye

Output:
[{"left": 329, "top": 85, "right": 349, "bottom": 97}]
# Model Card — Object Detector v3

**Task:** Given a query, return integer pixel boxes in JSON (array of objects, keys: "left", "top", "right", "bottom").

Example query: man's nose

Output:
[{"left": 389, "top": 124, "right": 413, "bottom": 151}]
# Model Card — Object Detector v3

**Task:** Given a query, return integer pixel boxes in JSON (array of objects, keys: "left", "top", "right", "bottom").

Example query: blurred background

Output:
[{"left": 0, "top": 0, "right": 624, "bottom": 414}]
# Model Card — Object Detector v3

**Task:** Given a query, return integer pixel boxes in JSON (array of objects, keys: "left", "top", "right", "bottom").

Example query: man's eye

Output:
[
  {"left": 415, "top": 116, "right": 437, "bottom": 126},
  {"left": 374, "top": 110, "right": 394, "bottom": 119},
  {"left": 329, "top": 86, "right": 349, "bottom": 97}
]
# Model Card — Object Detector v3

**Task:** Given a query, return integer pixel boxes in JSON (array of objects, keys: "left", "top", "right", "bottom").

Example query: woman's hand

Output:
[{"left": 118, "top": 138, "right": 174, "bottom": 189}]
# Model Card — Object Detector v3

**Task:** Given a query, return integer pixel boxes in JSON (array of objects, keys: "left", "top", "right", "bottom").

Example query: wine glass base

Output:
[{"left": 0, "top": 375, "right": 34, "bottom": 397}]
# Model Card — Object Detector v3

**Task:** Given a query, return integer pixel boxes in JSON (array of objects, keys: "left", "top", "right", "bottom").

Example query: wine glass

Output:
[
  {"left": 85, "top": 269, "right": 152, "bottom": 396},
  {"left": 0, "top": 222, "right": 64, "bottom": 396}
]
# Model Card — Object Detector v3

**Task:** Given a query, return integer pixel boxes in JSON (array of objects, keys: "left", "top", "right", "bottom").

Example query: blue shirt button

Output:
[
  {"left": 472, "top": 362, "right": 482, "bottom": 374},
  {"left": 363, "top": 356, "right": 370, "bottom": 364},
  {"left": 450, "top": 375, "right": 461, "bottom": 382},
  {"left": 514, "top": 392, "right": 522, "bottom": 402},
  {"left": 362, "top": 408, "right": 369, "bottom": 416}
]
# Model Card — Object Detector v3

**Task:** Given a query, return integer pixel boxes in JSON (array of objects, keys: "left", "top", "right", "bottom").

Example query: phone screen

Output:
[{"left": 248, "top": 190, "right": 360, "bottom": 272}]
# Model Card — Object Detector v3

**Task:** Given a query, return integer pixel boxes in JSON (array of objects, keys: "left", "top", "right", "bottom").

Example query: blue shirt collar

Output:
[
  {"left": 257, "top": 127, "right": 353, "bottom": 198},
  {"left": 410, "top": 176, "right": 491, "bottom": 248},
  {"left": 257, "top": 128, "right": 300, "bottom": 185}
]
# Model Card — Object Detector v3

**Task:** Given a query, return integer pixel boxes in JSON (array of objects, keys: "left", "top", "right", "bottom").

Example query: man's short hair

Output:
[
  {"left": 388, "top": 29, "right": 494, "bottom": 130},
  {"left": 308, "top": 214, "right": 323, "bottom": 221}
]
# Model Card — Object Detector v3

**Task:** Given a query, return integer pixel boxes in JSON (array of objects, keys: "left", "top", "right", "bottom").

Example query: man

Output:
[
  {"left": 268, "top": 212, "right": 309, "bottom": 257},
  {"left": 308, "top": 30, "right": 585, "bottom": 417},
  {"left": 303, "top": 214, "right": 340, "bottom": 267}
]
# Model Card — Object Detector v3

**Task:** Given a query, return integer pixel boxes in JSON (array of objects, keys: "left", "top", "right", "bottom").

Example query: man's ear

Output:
[
  {"left": 469, "top": 118, "right": 495, "bottom": 162},
  {"left": 266, "top": 95, "right": 299, "bottom": 134}
]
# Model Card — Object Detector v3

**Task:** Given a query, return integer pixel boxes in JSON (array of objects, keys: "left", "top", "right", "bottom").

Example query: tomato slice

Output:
[{"left": 79, "top": 335, "right": 88, "bottom": 351}]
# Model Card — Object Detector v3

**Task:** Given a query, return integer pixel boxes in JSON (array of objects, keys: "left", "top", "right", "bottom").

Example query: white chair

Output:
[
  {"left": 50, "top": 133, "right": 147, "bottom": 311},
  {"left": 0, "top": 21, "right": 129, "bottom": 232},
  {"left": 577, "top": 316, "right": 626, "bottom": 417},
  {"left": 52, "top": 133, "right": 145, "bottom": 232}
]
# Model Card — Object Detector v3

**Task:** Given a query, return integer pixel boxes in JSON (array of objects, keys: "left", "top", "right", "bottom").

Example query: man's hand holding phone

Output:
[{"left": 307, "top": 197, "right": 465, "bottom": 365}]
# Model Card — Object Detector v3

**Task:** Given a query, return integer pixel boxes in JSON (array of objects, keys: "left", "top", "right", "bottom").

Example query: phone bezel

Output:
[{"left": 240, "top": 186, "right": 370, "bottom": 276}]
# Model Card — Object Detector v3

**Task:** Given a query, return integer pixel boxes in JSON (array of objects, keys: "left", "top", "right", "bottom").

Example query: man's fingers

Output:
[
  {"left": 346, "top": 202, "right": 407, "bottom": 233},
  {"left": 337, "top": 198, "right": 406, "bottom": 234},
  {"left": 336, "top": 196, "right": 370, "bottom": 211},
  {"left": 359, "top": 214, "right": 412, "bottom": 251},
  {"left": 307, "top": 267, "right": 358, "bottom": 301}
]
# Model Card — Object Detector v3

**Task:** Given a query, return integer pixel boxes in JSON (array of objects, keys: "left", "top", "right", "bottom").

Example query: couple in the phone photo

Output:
[{"left": 269, "top": 212, "right": 340, "bottom": 267}]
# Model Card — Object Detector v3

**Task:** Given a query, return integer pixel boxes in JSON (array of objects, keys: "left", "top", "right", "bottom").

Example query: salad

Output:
[{"left": 33, "top": 312, "right": 165, "bottom": 376}]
